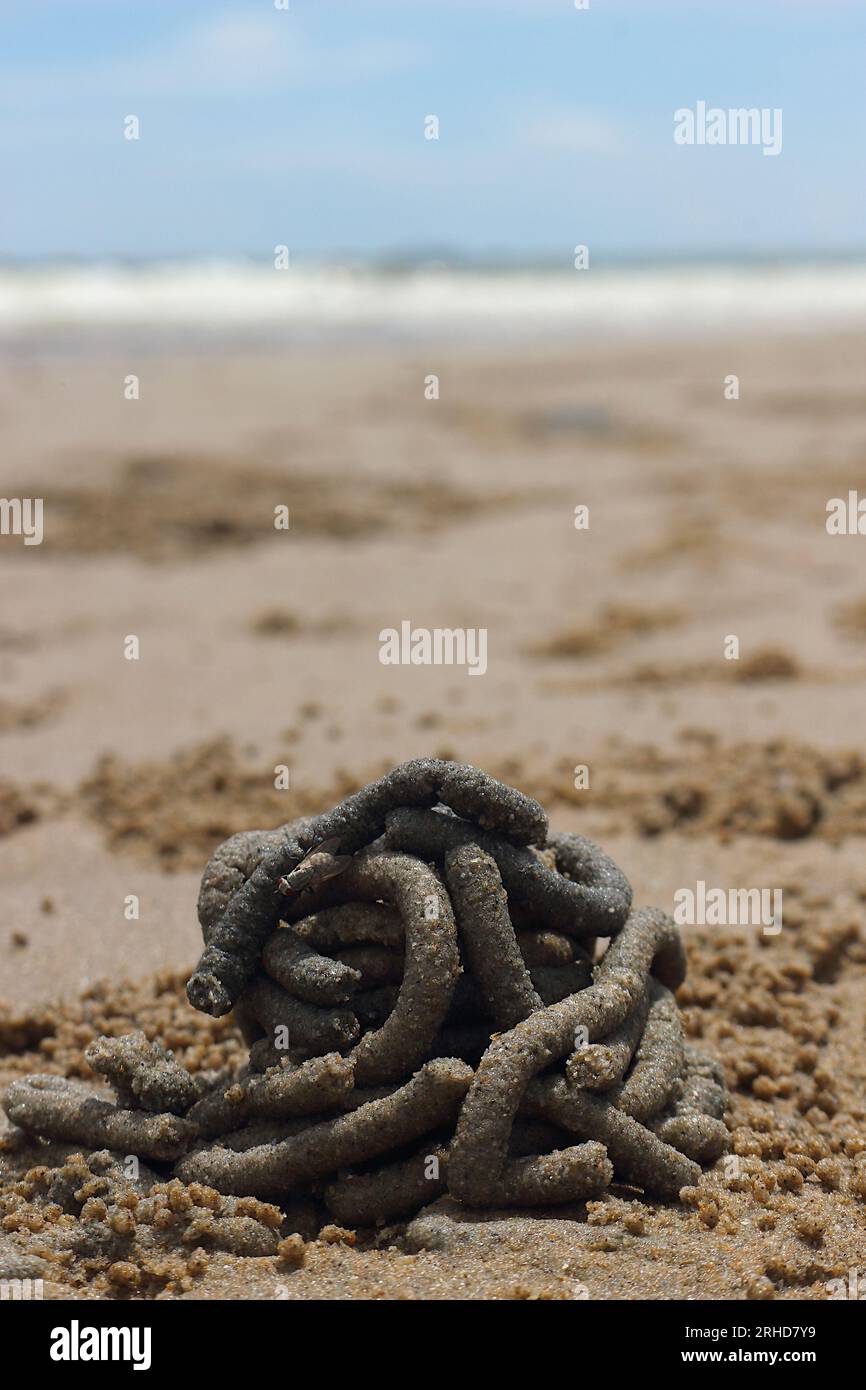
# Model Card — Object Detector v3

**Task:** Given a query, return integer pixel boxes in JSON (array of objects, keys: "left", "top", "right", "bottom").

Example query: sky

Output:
[{"left": 1, "top": 0, "right": 864, "bottom": 262}]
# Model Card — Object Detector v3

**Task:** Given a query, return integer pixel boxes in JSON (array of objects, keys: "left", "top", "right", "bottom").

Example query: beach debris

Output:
[
  {"left": 276, "top": 837, "right": 353, "bottom": 898},
  {"left": 3, "top": 760, "right": 728, "bottom": 1231}
]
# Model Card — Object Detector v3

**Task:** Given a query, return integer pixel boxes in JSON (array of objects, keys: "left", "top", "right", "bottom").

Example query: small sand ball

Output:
[
  {"left": 319, "top": 1224, "right": 355, "bottom": 1246},
  {"left": 697, "top": 1199, "right": 719, "bottom": 1228},
  {"left": 186, "top": 1248, "right": 208, "bottom": 1276},
  {"left": 236, "top": 1197, "right": 282, "bottom": 1229},
  {"left": 187, "top": 1183, "right": 221, "bottom": 1211},
  {"left": 107, "top": 1262, "right": 140, "bottom": 1289},
  {"left": 747, "top": 1276, "right": 776, "bottom": 1300},
  {"left": 786, "top": 1152, "right": 816, "bottom": 1176},
  {"left": 815, "top": 1158, "right": 842, "bottom": 1189},
  {"left": 80, "top": 1198, "right": 108, "bottom": 1222},
  {"left": 110, "top": 1209, "right": 136, "bottom": 1236},
  {"left": 849, "top": 1161, "right": 866, "bottom": 1199},
  {"left": 752, "top": 1076, "right": 777, "bottom": 1101},
  {"left": 777, "top": 1166, "right": 804, "bottom": 1192},
  {"left": 166, "top": 1184, "right": 193, "bottom": 1215},
  {"left": 794, "top": 1210, "right": 824, "bottom": 1243},
  {"left": 276, "top": 1234, "right": 306, "bottom": 1269}
]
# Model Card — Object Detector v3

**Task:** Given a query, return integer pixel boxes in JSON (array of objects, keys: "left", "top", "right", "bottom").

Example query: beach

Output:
[{"left": 2, "top": 323, "right": 865, "bottom": 1299}]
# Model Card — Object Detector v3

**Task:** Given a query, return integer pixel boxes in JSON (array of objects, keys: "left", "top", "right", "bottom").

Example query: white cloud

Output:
[
  {"left": 523, "top": 109, "right": 625, "bottom": 157},
  {"left": 151, "top": 12, "right": 421, "bottom": 95},
  {"left": 0, "top": 9, "right": 422, "bottom": 110}
]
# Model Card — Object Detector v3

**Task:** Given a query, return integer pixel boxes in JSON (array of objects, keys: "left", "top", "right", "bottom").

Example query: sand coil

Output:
[{"left": 4, "top": 760, "right": 728, "bottom": 1227}]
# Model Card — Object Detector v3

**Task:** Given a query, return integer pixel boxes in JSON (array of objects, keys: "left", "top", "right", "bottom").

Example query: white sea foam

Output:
[{"left": 1, "top": 260, "right": 865, "bottom": 337}]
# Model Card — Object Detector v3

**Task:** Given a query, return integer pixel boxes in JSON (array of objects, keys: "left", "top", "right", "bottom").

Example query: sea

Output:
[{"left": 2, "top": 256, "right": 865, "bottom": 342}]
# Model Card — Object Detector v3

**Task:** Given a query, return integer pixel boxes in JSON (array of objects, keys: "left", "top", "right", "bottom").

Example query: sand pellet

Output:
[
  {"left": 650, "top": 1046, "right": 729, "bottom": 1164},
  {"left": 384, "top": 807, "right": 631, "bottom": 937},
  {"left": 175, "top": 1059, "right": 473, "bottom": 1196},
  {"left": 262, "top": 928, "right": 360, "bottom": 1004},
  {"left": 332, "top": 944, "right": 405, "bottom": 989},
  {"left": 567, "top": 989, "right": 650, "bottom": 1091},
  {"left": 444, "top": 843, "right": 542, "bottom": 1029},
  {"left": 517, "top": 929, "right": 584, "bottom": 968},
  {"left": 610, "top": 980, "right": 685, "bottom": 1122},
  {"left": 447, "top": 909, "right": 690, "bottom": 1205},
  {"left": 196, "top": 826, "right": 297, "bottom": 934},
  {"left": 85, "top": 1031, "right": 199, "bottom": 1115},
  {"left": 336, "top": 852, "right": 461, "bottom": 1085},
  {"left": 291, "top": 902, "right": 403, "bottom": 950},
  {"left": 188, "top": 834, "right": 306, "bottom": 1017},
  {"left": 524, "top": 1076, "right": 700, "bottom": 1200},
  {"left": 240, "top": 976, "right": 359, "bottom": 1058},
  {"left": 486, "top": 1142, "right": 614, "bottom": 1206},
  {"left": 324, "top": 1143, "right": 450, "bottom": 1226},
  {"left": 187, "top": 1053, "right": 355, "bottom": 1138},
  {"left": 297, "top": 759, "right": 548, "bottom": 851},
  {"left": 4, "top": 1075, "right": 194, "bottom": 1162}
]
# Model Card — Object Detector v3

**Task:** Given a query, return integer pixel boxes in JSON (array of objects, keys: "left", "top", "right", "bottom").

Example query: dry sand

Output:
[{"left": 1, "top": 330, "right": 865, "bottom": 1299}]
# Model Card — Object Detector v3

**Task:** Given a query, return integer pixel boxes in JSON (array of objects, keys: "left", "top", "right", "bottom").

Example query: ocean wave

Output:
[{"left": 1, "top": 260, "right": 865, "bottom": 336}]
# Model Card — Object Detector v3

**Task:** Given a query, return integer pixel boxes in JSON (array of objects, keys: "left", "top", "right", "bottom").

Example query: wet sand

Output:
[{"left": 1, "top": 330, "right": 865, "bottom": 1298}]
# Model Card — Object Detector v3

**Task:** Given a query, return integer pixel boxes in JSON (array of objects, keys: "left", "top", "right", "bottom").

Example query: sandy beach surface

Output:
[{"left": 1, "top": 328, "right": 865, "bottom": 1299}]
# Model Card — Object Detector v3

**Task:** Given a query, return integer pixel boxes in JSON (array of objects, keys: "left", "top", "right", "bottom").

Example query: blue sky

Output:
[{"left": 1, "top": 0, "right": 864, "bottom": 261}]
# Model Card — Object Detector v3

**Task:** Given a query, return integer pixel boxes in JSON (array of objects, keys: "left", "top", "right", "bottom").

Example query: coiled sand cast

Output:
[{"left": 5, "top": 760, "right": 728, "bottom": 1227}]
